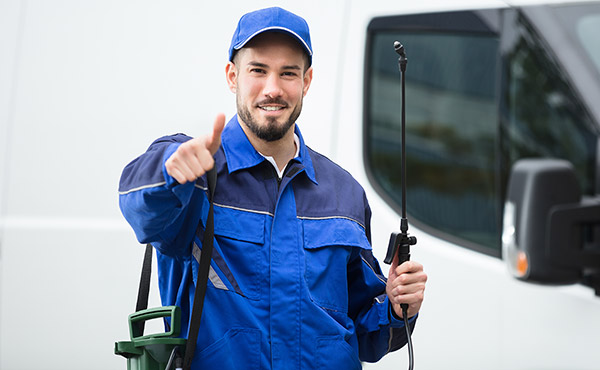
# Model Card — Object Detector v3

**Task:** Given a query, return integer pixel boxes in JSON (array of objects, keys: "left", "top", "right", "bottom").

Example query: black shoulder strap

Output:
[
  {"left": 134, "top": 168, "right": 217, "bottom": 370},
  {"left": 134, "top": 243, "right": 154, "bottom": 334},
  {"left": 183, "top": 167, "right": 217, "bottom": 370}
]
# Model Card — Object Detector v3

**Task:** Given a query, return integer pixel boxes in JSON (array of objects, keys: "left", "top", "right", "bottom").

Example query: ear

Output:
[
  {"left": 302, "top": 66, "right": 313, "bottom": 97},
  {"left": 225, "top": 61, "right": 237, "bottom": 93}
]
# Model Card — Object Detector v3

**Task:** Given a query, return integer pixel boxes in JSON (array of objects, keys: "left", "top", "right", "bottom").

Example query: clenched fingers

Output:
[
  {"left": 386, "top": 260, "right": 427, "bottom": 318},
  {"left": 165, "top": 138, "right": 213, "bottom": 184}
]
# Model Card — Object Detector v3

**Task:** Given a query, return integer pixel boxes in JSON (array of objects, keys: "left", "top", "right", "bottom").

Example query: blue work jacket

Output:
[{"left": 119, "top": 116, "right": 415, "bottom": 369}]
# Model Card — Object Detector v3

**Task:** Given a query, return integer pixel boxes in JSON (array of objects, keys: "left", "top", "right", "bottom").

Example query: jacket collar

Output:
[{"left": 222, "top": 115, "right": 317, "bottom": 184}]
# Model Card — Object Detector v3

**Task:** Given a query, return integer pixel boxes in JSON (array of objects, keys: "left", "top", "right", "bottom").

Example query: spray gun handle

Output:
[{"left": 384, "top": 231, "right": 417, "bottom": 265}]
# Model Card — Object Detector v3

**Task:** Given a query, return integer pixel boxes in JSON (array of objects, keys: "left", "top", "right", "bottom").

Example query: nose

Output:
[{"left": 262, "top": 73, "right": 283, "bottom": 98}]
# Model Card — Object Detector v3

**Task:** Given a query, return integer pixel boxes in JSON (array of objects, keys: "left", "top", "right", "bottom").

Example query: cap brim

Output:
[{"left": 234, "top": 27, "right": 312, "bottom": 56}]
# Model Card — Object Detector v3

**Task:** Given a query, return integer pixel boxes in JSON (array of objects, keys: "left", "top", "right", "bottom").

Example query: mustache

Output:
[{"left": 256, "top": 98, "right": 288, "bottom": 107}]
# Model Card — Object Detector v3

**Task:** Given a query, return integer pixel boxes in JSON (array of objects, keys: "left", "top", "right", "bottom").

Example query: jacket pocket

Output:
[
  {"left": 208, "top": 205, "right": 267, "bottom": 301},
  {"left": 194, "top": 328, "right": 260, "bottom": 370},
  {"left": 315, "top": 336, "right": 362, "bottom": 370},
  {"left": 302, "top": 218, "right": 371, "bottom": 312}
]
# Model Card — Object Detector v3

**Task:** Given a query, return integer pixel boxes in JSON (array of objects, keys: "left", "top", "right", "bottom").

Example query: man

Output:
[{"left": 119, "top": 7, "right": 427, "bottom": 369}]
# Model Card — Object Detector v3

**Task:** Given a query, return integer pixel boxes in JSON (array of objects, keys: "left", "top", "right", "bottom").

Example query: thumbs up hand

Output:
[{"left": 165, "top": 113, "right": 226, "bottom": 184}]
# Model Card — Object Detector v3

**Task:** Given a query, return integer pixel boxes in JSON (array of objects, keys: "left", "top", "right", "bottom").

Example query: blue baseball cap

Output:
[{"left": 228, "top": 7, "right": 313, "bottom": 66}]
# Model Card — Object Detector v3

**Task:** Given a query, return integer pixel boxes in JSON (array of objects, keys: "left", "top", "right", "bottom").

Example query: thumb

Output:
[{"left": 206, "top": 113, "right": 226, "bottom": 155}]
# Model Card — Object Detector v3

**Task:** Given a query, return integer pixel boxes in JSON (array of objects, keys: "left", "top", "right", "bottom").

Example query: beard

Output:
[{"left": 237, "top": 96, "right": 303, "bottom": 142}]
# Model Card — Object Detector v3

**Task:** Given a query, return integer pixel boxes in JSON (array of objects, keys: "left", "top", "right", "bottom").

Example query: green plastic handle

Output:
[{"left": 128, "top": 306, "right": 181, "bottom": 341}]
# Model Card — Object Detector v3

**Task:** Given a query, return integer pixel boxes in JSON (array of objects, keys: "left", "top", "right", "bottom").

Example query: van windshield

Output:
[
  {"left": 553, "top": 3, "right": 600, "bottom": 81},
  {"left": 576, "top": 14, "right": 600, "bottom": 75}
]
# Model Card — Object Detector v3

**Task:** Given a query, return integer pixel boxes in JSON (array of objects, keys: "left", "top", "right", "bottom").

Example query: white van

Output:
[{"left": 1, "top": 1, "right": 598, "bottom": 369}]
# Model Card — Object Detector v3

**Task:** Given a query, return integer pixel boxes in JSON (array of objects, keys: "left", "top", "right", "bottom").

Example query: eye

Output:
[
  {"left": 282, "top": 71, "right": 299, "bottom": 78},
  {"left": 250, "top": 68, "right": 266, "bottom": 74}
]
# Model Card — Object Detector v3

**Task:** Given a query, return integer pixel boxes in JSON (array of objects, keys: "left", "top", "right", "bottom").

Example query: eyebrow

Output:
[{"left": 248, "top": 61, "right": 302, "bottom": 71}]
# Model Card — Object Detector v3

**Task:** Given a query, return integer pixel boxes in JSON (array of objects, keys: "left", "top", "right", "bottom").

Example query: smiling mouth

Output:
[
  {"left": 259, "top": 106, "right": 285, "bottom": 111},
  {"left": 257, "top": 99, "right": 288, "bottom": 112}
]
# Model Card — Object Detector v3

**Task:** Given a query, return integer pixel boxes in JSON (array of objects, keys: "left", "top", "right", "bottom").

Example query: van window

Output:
[{"left": 365, "top": 14, "right": 501, "bottom": 255}]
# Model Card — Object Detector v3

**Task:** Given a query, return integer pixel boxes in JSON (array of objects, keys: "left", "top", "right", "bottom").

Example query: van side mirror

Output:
[{"left": 502, "top": 159, "right": 600, "bottom": 290}]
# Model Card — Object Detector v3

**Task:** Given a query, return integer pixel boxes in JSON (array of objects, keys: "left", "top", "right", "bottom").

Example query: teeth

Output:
[{"left": 260, "top": 106, "right": 283, "bottom": 111}]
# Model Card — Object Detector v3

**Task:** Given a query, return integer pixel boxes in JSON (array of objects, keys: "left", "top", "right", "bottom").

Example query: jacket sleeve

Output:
[
  {"left": 348, "top": 244, "right": 416, "bottom": 362},
  {"left": 348, "top": 247, "right": 417, "bottom": 363},
  {"left": 118, "top": 133, "right": 205, "bottom": 256},
  {"left": 347, "top": 199, "right": 417, "bottom": 362}
]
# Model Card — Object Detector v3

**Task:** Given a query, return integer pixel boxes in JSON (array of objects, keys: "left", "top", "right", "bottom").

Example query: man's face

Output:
[{"left": 226, "top": 33, "right": 313, "bottom": 142}]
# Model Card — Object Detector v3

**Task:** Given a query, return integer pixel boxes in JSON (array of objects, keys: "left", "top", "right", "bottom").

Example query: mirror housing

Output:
[{"left": 502, "top": 159, "right": 600, "bottom": 286}]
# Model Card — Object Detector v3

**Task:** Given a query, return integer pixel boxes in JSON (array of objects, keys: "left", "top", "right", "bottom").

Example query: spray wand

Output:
[{"left": 383, "top": 41, "right": 417, "bottom": 370}]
